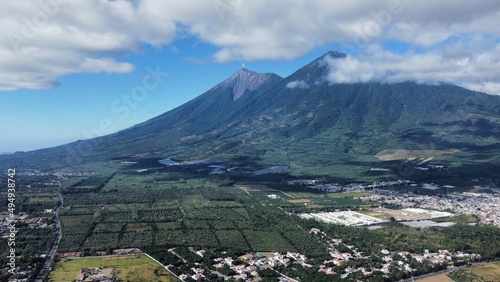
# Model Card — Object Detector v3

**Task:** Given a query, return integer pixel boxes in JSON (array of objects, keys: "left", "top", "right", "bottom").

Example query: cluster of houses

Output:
[
  {"left": 305, "top": 181, "right": 413, "bottom": 193},
  {"left": 76, "top": 268, "right": 115, "bottom": 282},
  {"left": 20, "top": 217, "right": 50, "bottom": 229},
  {"left": 0, "top": 213, "right": 53, "bottom": 231},
  {"left": 172, "top": 251, "right": 309, "bottom": 281},
  {"left": 178, "top": 267, "right": 207, "bottom": 281},
  {"left": 191, "top": 243, "right": 479, "bottom": 281},
  {"left": 0, "top": 212, "right": 54, "bottom": 263},
  {"left": 310, "top": 228, "right": 481, "bottom": 279},
  {"left": 364, "top": 192, "right": 500, "bottom": 226},
  {"left": 210, "top": 252, "right": 308, "bottom": 281}
]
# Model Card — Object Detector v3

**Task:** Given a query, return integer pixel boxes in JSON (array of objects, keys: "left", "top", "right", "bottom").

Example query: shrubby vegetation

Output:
[{"left": 300, "top": 219, "right": 500, "bottom": 260}]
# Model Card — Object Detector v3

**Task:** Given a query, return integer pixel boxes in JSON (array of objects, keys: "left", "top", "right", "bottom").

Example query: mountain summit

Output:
[
  {"left": 284, "top": 50, "right": 346, "bottom": 85},
  {"left": 1, "top": 51, "right": 499, "bottom": 181},
  {"left": 211, "top": 67, "right": 281, "bottom": 100}
]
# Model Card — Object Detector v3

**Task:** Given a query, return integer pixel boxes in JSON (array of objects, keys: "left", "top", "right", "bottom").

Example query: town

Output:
[{"left": 1, "top": 169, "right": 499, "bottom": 282}]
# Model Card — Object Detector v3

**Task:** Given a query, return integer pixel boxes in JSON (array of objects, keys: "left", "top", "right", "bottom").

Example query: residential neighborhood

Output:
[{"left": 361, "top": 192, "right": 500, "bottom": 226}]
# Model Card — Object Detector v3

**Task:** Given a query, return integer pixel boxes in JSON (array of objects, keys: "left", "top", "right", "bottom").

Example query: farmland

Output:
[
  {"left": 48, "top": 254, "right": 179, "bottom": 282},
  {"left": 56, "top": 167, "right": 338, "bottom": 257},
  {"left": 416, "top": 273, "right": 455, "bottom": 282},
  {"left": 54, "top": 162, "right": 499, "bottom": 263},
  {"left": 2, "top": 161, "right": 500, "bottom": 282},
  {"left": 416, "top": 261, "right": 500, "bottom": 282}
]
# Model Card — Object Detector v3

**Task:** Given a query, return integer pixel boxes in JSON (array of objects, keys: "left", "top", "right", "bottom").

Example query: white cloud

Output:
[
  {"left": 0, "top": 0, "right": 500, "bottom": 91},
  {"left": 324, "top": 43, "right": 500, "bottom": 95},
  {"left": 0, "top": 0, "right": 173, "bottom": 91},
  {"left": 79, "top": 58, "right": 134, "bottom": 74},
  {"left": 286, "top": 80, "right": 309, "bottom": 89}
]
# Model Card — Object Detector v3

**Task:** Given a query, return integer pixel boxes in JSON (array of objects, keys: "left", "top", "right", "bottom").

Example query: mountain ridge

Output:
[
  {"left": 210, "top": 67, "right": 282, "bottom": 101},
  {"left": 2, "top": 51, "right": 500, "bottom": 182}
]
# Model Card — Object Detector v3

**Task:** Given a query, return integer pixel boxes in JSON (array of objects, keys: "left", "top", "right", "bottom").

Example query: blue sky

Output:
[
  {"left": 0, "top": 37, "right": 336, "bottom": 152},
  {"left": 1, "top": 0, "right": 499, "bottom": 152}
]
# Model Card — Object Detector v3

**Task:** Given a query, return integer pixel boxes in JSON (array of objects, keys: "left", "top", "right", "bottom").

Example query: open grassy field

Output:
[
  {"left": 287, "top": 199, "right": 312, "bottom": 203},
  {"left": 416, "top": 273, "right": 455, "bottom": 282},
  {"left": 48, "top": 254, "right": 179, "bottom": 282},
  {"left": 237, "top": 184, "right": 279, "bottom": 193},
  {"left": 447, "top": 261, "right": 500, "bottom": 282},
  {"left": 375, "top": 149, "right": 458, "bottom": 161},
  {"left": 417, "top": 262, "right": 500, "bottom": 282},
  {"left": 470, "top": 261, "right": 500, "bottom": 281}
]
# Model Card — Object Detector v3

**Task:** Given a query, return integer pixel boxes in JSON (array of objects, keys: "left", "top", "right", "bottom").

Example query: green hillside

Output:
[{"left": 2, "top": 51, "right": 500, "bottom": 182}]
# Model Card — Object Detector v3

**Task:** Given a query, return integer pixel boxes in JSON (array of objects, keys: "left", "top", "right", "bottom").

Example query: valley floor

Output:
[{"left": 1, "top": 161, "right": 499, "bottom": 281}]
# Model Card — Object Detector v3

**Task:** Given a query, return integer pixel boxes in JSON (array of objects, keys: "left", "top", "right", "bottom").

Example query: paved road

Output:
[
  {"left": 35, "top": 180, "right": 63, "bottom": 282},
  {"left": 143, "top": 253, "right": 183, "bottom": 281}
]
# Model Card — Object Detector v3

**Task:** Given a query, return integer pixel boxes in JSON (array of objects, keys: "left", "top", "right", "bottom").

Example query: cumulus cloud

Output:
[
  {"left": 0, "top": 0, "right": 173, "bottom": 91},
  {"left": 79, "top": 58, "right": 134, "bottom": 74},
  {"left": 324, "top": 42, "right": 500, "bottom": 95},
  {"left": 286, "top": 80, "right": 309, "bottom": 89},
  {"left": 1, "top": 0, "right": 500, "bottom": 91}
]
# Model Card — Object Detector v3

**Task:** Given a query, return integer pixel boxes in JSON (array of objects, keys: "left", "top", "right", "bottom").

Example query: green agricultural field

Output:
[
  {"left": 60, "top": 176, "right": 87, "bottom": 186},
  {"left": 5, "top": 157, "right": 500, "bottom": 282},
  {"left": 52, "top": 167, "right": 387, "bottom": 256},
  {"left": 216, "top": 230, "right": 251, "bottom": 251},
  {"left": 155, "top": 222, "right": 183, "bottom": 230},
  {"left": 125, "top": 222, "right": 153, "bottom": 232},
  {"left": 83, "top": 233, "right": 120, "bottom": 250},
  {"left": 243, "top": 230, "right": 295, "bottom": 252},
  {"left": 59, "top": 215, "right": 95, "bottom": 250},
  {"left": 48, "top": 254, "right": 180, "bottom": 282}
]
